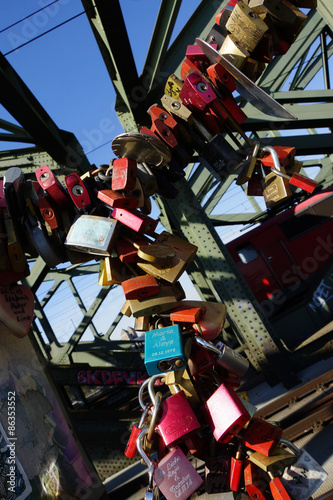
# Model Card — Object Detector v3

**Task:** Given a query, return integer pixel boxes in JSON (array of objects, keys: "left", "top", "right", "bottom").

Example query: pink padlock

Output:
[
  {"left": 179, "top": 71, "right": 217, "bottom": 112},
  {"left": 201, "top": 381, "right": 250, "bottom": 444}
]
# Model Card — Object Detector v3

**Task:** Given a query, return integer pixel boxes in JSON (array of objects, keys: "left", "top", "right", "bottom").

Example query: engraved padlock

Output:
[
  {"left": 280, "top": 438, "right": 328, "bottom": 500},
  {"left": 144, "top": 324, "right": 186, "bottom": 376},
  {"left": 193, "top": 335, "right": 249, "bottom": 378}
]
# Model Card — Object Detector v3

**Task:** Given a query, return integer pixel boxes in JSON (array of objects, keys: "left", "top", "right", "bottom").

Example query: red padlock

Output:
[
  {"left": 206, "top": 63, "right": 236, "bottom": 93},
  {"left": 37, "top": 195, "right": 63, "bottom": 230},
  {"left": 35, "top": 165, "right": 71, "bottom": 209},
  {"left": 112, "top": 207, "right": 158, "bottom": 235},
  {"left": 121, "top": 275, "right": 160, "bottom": 300},
  {"left": 244, "top": 459, "right": 269, "bottom": 499},
  {"left": 185, "top": 44, "right": 217, "bottom": 73},
  {"left": 97, "top": 189, "right": 139, "bottom": 209},
  {"left": 65, "top": 172, "right": 92, "bottom": 210},
  {"left": 179, "top": 71, "right": 217, "bottom": 113},
  {"left": 124, "top": 404, "right": 150, "bottom": 458},
  {"left": 230, "top": 439, "right": 243, "bottom": 491},
  {"left": 148, "top": 104, "right": 179, "bottom": 135},
  {"left": 150, "top": 118, "right": 178, "bottom": 149},
  {"left": 243, "top": 418, "right": 283, "bottom": 457},
  {"left": 268, "top": 472, "right": 292, "bottom": 500},
  {"left": 169, "top": 305, "right": 206, "bottom": 323},
  {"left": 261, "top": 146, "right": 296, "bottom": 168},
  {"left": 187, "top": 341, "right": 215, "bottom": 376},
  {"left": 111, "top": 157, "right": 137, "bottom": 191}
]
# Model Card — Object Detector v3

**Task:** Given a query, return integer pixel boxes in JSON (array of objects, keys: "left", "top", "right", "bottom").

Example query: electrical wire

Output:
[
  {"left": 0, "top": 0, "right": 61, "bottom": 34},
  {"left": 3, "top": 7, "right": 93, "bottom": 57}
]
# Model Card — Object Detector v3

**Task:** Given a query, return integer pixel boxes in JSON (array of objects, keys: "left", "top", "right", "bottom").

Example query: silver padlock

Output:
[
  {"left": 193, "top": 335, "right": 249, "bottom": 377},
  {"left": 280, "top": 438, "right": 328, "bottom": 500}
]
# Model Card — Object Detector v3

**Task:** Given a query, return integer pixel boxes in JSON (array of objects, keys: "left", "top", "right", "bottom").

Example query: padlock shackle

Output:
[
  {"left": 148, "top": 373, "right": 167, "bottom": 405},
  {"left": 147, "top": 391, "right": 162, "bottom": 442},
  {"left": 261, "top": 145, "right": 282, "bottom": 171},
  {"left": 279, "top": 438, "right": 301, "bottom": 457},
  {"left": 136, "top": 427, "right": 153, "bottom": 468},
  {"left": 194, "top": 335, "right": 223, "bottom": 356},
  {"left": 138, "top": 377, "right": 151, "bottom": 411}
]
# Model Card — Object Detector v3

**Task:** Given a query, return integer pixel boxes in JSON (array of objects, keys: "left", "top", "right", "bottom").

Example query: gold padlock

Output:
[
  {"left": 236, "top": 142, "right": 260, "bottom": 185},
  {"left": 219, "top": 35, "right": 250, "bottom": 70},
  {"left": 138, "top": 231, "right": 198, "bottom": 284},
  {"left": 164, "top": 74, "right": 183, "bottom": 100},
  {"left": 225, "top": 1, "right": 268, "bottom": 53},
  {"left": 261, "top": 146, "right": 292, "bottom": 207},
  {"left": 165, "top": 369, "right": 201, "bottom": 406},
  {"left": 248, "top": 445, "right": 297, "bottom": 475}
]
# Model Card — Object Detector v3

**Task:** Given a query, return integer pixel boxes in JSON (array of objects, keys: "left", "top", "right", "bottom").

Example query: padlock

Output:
[
  {"left": 267, "top": 471, "right": 292, "bottom": 500},
  {"left": 247, "top": 445, "right": 297, "bottom": 475},
  {"left": 64, "top": 172, "right": 92, "bottom": 210},
  {"left": 160, "top": 94, "right": 193, "bottom": 125},
  {"left": 35, "top": 165, "right": 71, "bottom": 209},
  {"left": 230, "top": 439, "right": 244, "bottom": 491},
  {"left": 135, "top": 315, "right": 151, "bottom": 332},
  {"left": 98, "top": 257, "right": 126, "bottom": 286},
  {"left": 122, "top": 275, "right": 160, "bottom": 301},
  {"left": 205, "top": 444, "right": 231, "bottom": 494},
  {"left": 280, "top": 438, "right": 328, "bottom": 500},
  {"left": 115, "top": 236, "right": 148, "bottom": 262},
  {"left": 183, "top": 300, "right": 227, "bottom": 340},
  {"left": 249, "top": 0, "right": 297, "bottom": 24},
  {"left": 138, "top": 231, "right": 198, "bottom": 284},
  {"left": 144, "top": 324, "right": 186, "bottom": 376},
  {"left": 185, "top": 44, "right": 217, "bottom": 73},
  {"left": 124, "top": 403, "right": 150, "bottom": 458},
  {"left": 261, "top": 149, "right": 292, "bottom": 207},
  {"left": 126, "top": 284, "right": 182, "bottom": 318},
  {"left": 202, "top": 381, "right": 250, "bottom": 443},
  {"left": 179, "top": 71, "right": 217, "bottom": 113},
  {"left": 199, "top": 135, "right": 244, "bottom": 180},
  {"left": 164, "top": 73, "right": 183, "bottom": 100},
  {"left": 112, "top": 207, "right": 158, "bottom": 235},
  {"left": 152, "top": 382, "right": 201, "bottom": 448},
  {"left": 244, "top": 459, "right": 269, "bottom": 499},
  {"left": 215, "top": 1, "right": 236, "bottom": 27},
  {"left": 242, "top": 58, "right": 265, "bottom": 82},
  {"left": 225, "top": 1, "right": 268, "bottom": 52},
  {"left": 136, "top": 427, "right": 160, "bottom": 500},
  {"left": 206, "top": 62, "right": 236, "bottom": 94},
  {"left": 148, "top": 104, "right": 179, "bottom": 135},
  {"left": 151, "top": 118, "right": 178, "bottom": 149},
  {"left": 3, "top": 167, "right": 25, "bottom": 220},
  {"left": 162, "top": 305, "right": 207, "bottom": 324},
  {"left": 154, "top": 446, "right": 203, "bottom": 500},
  {"left": 247, "top": 164, "right": 265, "bottom": 197},
  {"left": 0, "top": 283, "right": 35, "bottom": 339},
  {"left": 111, "top": 157, "right": 137, "bottom": 191},
  {"left": 193, "top": 335, "right": 249, "bottom": 378},
  {"left": 205, "top": 24, "right": 228, "bottom": 51},
  {"left": 218, "top": 35, "right": 250, "bottom": 70},
  {"left": 261, "top": 145, "right": 296, "bottom": 168},
  {"left": 122, "top": 233, "right": 176, "bottom": 264},
  {"left": 164, "top": 369, "right": 201, "bottom": 407},
  {"left": 236, "top": 142, "right": 260, "bottom": 185},
  {"left": 37, "top": 194, "right": 63, "bottom": 230},
  {"left": 97, "top": 188, "right": 139, "bottom": 209},
  {"left": 242, "top": 418, "right": 283, "bottom": 456},
  {"left": 64, "top": 214, "right": 119, "bottom": 256},
  {"left": 187, "top": 340, "right": 216, "bottom": 376},
  {"left": 262, "top": 145, "right": 316, "bottom": 194}
]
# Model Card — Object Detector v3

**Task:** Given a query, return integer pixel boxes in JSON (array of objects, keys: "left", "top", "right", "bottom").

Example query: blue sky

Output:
[{"left": 0, "top": 0, "right": 201, "bottom": 168}]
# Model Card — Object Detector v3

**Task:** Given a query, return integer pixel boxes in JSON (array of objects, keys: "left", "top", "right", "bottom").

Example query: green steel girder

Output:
[{"left": 0, "top": 53, "right": 90, "bottom": 173}]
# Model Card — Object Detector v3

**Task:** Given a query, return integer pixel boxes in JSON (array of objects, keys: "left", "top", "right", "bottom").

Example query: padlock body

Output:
[
  {"left": 112, "top": 207, "right": 158, "bottom": 235},
  {"left": 156, "top": 391, "right": 201, "bottom": 448},
  {"left": 122, "top": 275, "right": 160, "bottom": 300},
  {"left": 202, "top": 382, "right": 250, "bottom": 443},
  {"left": 244, "top": 460, "right": 268, "bottom": 500},
  {"left": 154, "top": 447, "right": 203, "bottom": 500},
  {"left": 243, "top": 418, "right": 283, "bottom": 456},
  {"left": 205, "top": 453, "right": 231, "bottom": 493},
  {"left": 112, "top": 158, "right": 137, "bottom": 191},
  {"left": 230, "top": 456, "right": 243, "bottom": 491},
  {"left": 124, "top": 423, "right": 141, "bottom": 458},
  {"left": 144, "top": 324, "right": 185, "bottom": 376},
  {"left": 64, "top": 215, "right": 119, "bottom": 256}
]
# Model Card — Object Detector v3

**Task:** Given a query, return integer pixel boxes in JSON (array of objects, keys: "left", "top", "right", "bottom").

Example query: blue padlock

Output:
[{"left": 144, "top": 324, "right": 186, "bottom": 376}]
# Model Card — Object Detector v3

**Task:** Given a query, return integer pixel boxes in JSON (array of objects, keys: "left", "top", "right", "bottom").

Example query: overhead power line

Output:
[{"left": 0, "top": 0, "right": 61, "bottom": 34}]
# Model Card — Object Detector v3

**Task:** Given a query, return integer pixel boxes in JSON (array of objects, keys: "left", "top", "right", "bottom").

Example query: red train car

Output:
[{"left": 226, "top": 185, "right": 333, "bottom": 317}]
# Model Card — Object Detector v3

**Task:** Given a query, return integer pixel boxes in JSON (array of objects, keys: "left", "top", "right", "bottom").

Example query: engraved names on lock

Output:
[
  {"left": 154, "top": 447, "right": 203, "bottom": 500},
  {"left": 144, "top": 324, "right": 185, "bottom": 375}
]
